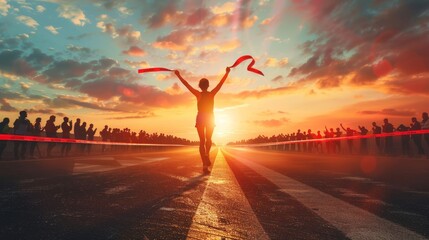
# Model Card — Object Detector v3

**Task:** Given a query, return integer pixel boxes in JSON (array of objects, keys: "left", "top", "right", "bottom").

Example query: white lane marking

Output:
[
  {"left": 135, "top": 157, "right": 170, "bottom": 164},
  {"left": 235, "top": 157, "right": 427, "bottom": 240},
  {"left": 186, "top": 150, "right": 269, "bottom": 240},
  {"left": 72, "top": 156, "right": 170, "bottom": 175},
  {"left": 72, "top": 163, "right": 118, "bottom": 175}
]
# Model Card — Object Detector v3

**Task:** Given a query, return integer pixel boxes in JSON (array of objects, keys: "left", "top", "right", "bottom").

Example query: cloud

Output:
[
  {"left": 264, "top": 57, "right": 288, "bottom": 68},
  {"left": 0, "top": 49, "right": 36, "bottom": 77},
  {"left": 36, "top": 59, "right": 91, "bottom": 83},
  {"left": 210, "top": 2, "right": 235, "bottom": 14},
  {"left": 271, "top": 75, "right": 283, "bottom": 82},
  {"left": 16, "top": 15, "right": 39, "bottom": 29},
  {"left": 66, "top": 44, "right": 92, "bottom": 57},
  {"left": 384, "top": 75, "right": 429, "bottom": 95},
  {"left": 124, "top": 60, "right": 149, "bottom": 69},
  {"left": 358, "top": 108, "right": 416, "bottom": 117},
  {"left": 97, "top": 21, "right": 141, "bottom": 45},
  {"left": 107, "top": 113, "right": 155, "bottom": 120},
  {"left": 260, "top": 17, "right": 273, "bottom": 25},
  {"left": 20, "top": 82, "right": 30, "bottom": 93},
  {"left": 253, "top": 117, "right": 289, "bottom": 128},
  {"left": 220, "top": 85, "right": 296, "bottom": 100},
  {"left": 146, "top": 2, "right": 180, "bottom": 29},
  {"left": 27, "top": 48, "right": 53, "bottom": 67},
  {"left": 36, "top": 5, "right": 45, "bottom": 13},
  {"left": 25, "top": 108, "right": 65, "bottom": 117},
  {"left": 0, "top": 0, "right": 11, "bottom": 16},
  {"left": 45, "top": 25, "right": 60, "bottom": 35},
  {"left": 79, "top": 78, "right": 192, "bottom": 108},
  {"left": 202, "top": 39, "right": 241, "bottom": 53},
  {"left": 122, "top": 46, "right": 145, "bottom": 56},
  {"left": 118, "top": 6, "right": 132, "bottom": 15},
  {"left": 0, "top": 98, "right": 17, "bottom": 112},
  {"left": 43, "top": 95, "right": 118, "bottom": 112},
  {"left": 287, "top": 0, "right": 429, "bottom": 94},
  {"left": 186, "top": 8, "right": 210, "bottom": 26},
  {"left": 165, "top": 82, "right": 183, "bottom": 95},
  {"left": 57, "top": 5, "right": 89, "bottom": 26},
  {"left": 153, "top": 28, "right": 216, "bottom": 51}
]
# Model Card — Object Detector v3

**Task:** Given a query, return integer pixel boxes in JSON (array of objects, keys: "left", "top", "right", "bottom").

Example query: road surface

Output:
[{"left": 0, "top": 147, "right": 428, "bottom": 239}]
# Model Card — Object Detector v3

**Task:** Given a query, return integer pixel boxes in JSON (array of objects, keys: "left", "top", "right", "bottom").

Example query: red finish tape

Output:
[
  {"left": 138, "top": 55, "right": 264, "bottom": 76},
  {"left": 232, "top": 129, "right": 429, "bottom": 147},
  {"left": 0, "top": 134, "right": 185, "bottom": 147}
]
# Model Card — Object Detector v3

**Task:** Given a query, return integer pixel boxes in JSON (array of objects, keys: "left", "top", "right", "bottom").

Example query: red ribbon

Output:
[
  {"left": 137, "top": 55, "right": 264, "bottom": 76},
  {"left": 228, "top": 55, "right": 264, "bottom": 76},
  {"left": 138, "top": 67, "right": 172, "bottom": 74}
]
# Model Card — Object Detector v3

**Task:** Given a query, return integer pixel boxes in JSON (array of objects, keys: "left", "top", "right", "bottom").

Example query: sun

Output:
[{"left": 214, "top": 111, "right": 234, "bottom": 144}]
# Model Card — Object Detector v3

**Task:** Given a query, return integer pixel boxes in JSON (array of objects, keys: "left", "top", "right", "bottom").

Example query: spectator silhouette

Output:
[
  {"left": 421, "top": 112, "right": 429, "bottom": 152},
  {"left": 410, "top": 117, "right": 425, "bottom": 156},
  {"left": 296, "top": 129, "right": 303, "bottom": 152},
  {"left": 358, "top": 126, "right": 369, "bottom": 154},
  {"left": 61, "top": 117, "right": 73, "bottom": 157},
  {"left": 0, "top": 117, "right": 10, "bottom": 160},
  {"left": 45, "top": 115, "right": 60, "bottom": 157},
  {"left": 13, "top": 111, "right": 31, "bottom": 160},
  {"left": 74, "top": 118, "right": 81, "bottom": 139},
  {"left": 315, "top": 130, "right": 323, "bottom": 153},
  {"left": 80, "top": 122, "right": 87, "bottom": 152},
  {"left": 86, "top": 124, "right": 97, "bottom": 154},
  {"left": 307, "top": 129, "right": 314, "bottom": 152},
  {"left": 334, "top": 127, "right": 342, "bottom": 153},
  {"left": 341, "top": 123, "right": 356, "bottom": 154},
  {"left": 174, "top": 67, "right": 231, "bottom": 174},
  {"left": 382, "top": 118, "right": 395, "bottom": 155},
  {"left": 29, "top": 117, "right": 43, "bottom": 158},
  {"left": 324, "top": 126, "right": 335, "bottom": 154},
  {"left": 100, "top": 125, "right": 109, "bottom": 152},
  {"left": 397, "top": 124, "right": 411, "bottom": 156},
  {"left": 372, "top": 122, "right": 382, "bottom": 154}
]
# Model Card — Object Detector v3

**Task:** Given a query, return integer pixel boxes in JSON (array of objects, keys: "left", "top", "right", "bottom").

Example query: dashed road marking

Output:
[
  {"left": 186, "top": 150, "right": 269, "bottom": 240},
  {"left": 235, "top": 157, "right": 427, "bottom": 240}
]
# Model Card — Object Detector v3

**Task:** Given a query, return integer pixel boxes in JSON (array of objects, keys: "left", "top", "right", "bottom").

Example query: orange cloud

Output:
[
  {"left": 260, "top": 17, "right": 273, "bottom": 25},
  {"left": 264, "top": 57, "right": 289, "bottom": 68},
  {"left": 253, "top": 117, "right": 289, "bottom": 128},
  {"left": 122, "top": 46, "right": 145, "bottom": 56},
  {"left": 124, "top": 60, "right": 149, "bottom": 69},
  {"left": 210, "top": 2, "right": 236, "bottom": 14}
]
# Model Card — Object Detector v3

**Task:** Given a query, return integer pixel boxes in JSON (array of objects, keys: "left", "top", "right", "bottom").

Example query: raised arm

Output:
[
  {"left": 174, "top": 70, "right": 199, "bottom": 97},
  {"left": 340, "top": 123, "right": 346, "bottom": 131},
  {"left": 211, "top": 67, "right": 231, "bottom": 95}
]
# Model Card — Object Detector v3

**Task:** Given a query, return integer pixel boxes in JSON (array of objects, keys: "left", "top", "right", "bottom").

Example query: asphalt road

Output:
[{"left": 0, "top": 146, "right": 428, "bottom": 239}]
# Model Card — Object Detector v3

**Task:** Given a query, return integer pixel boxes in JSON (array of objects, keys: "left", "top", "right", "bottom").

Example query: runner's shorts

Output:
[{"left": 195, "top": 112, "right": 215, "bottom": 128}]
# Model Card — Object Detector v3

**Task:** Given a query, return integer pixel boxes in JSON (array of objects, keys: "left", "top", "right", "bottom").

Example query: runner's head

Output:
[{"left": 199, "top": 78, "right": 209, "bottom": 91}]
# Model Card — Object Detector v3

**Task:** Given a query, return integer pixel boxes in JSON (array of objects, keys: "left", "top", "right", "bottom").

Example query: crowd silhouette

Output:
[
  {"left": 230, "top": 112, "right": 429, "bottom": 158},
  {"left": 0, "top": 110, "right": 196, "bottom": 160}
]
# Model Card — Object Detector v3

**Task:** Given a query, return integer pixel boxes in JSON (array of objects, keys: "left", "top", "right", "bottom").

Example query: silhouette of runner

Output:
[{"left": 175, "top": 67, "right": 231, "bottom": 173}]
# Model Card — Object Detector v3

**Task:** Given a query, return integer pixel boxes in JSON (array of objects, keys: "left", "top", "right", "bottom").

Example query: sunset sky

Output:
[{"left": 1, "top": 0, "right": 428, "bottom": 144}]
